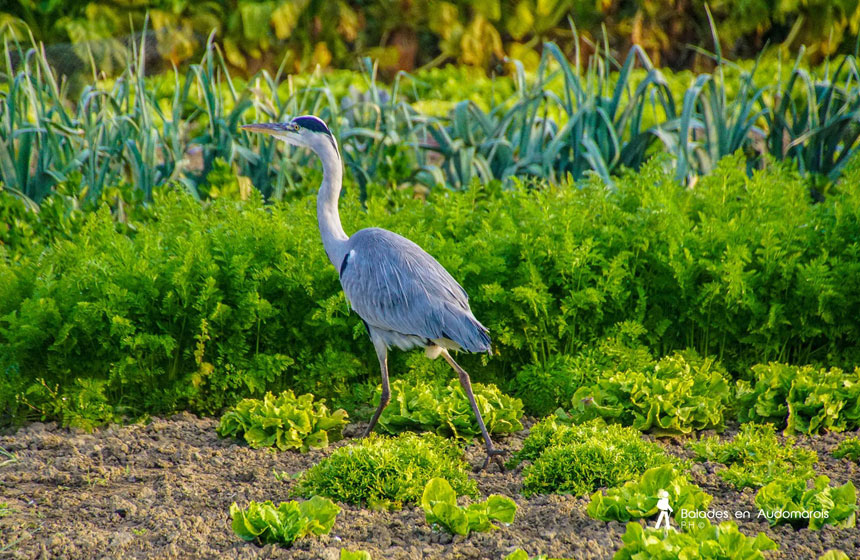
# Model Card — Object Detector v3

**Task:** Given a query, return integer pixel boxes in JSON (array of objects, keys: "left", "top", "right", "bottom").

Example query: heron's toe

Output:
[{"left": 477, "top": 447, "right": 508, "bottom": 472}]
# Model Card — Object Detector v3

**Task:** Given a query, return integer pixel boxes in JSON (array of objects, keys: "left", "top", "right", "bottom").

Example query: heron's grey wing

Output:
[{"left": 338, "top": 228, "right": 490, "bottom": 352}]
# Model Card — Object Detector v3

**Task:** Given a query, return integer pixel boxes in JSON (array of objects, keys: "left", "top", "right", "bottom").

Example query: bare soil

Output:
[{"left": 1, "top": 414, "right": 858, "bottom": 559}]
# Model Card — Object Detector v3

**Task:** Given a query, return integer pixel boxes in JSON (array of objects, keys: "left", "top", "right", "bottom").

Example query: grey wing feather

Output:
[{"left": 339, "top": 228, "right": 490, "bottom": 353}]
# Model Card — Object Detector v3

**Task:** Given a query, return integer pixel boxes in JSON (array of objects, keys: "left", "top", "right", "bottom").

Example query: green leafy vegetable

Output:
[
  {"left": 587, "top": 464, "right": 712, "bottom": 522},
  {"left": 754, "top": 475, "right": 857, "bottom": 530},
  {"left": 293, "top": 433, "right": 477, "bottom": 508},
  {"left": 568, "top": 351, "right": 732, "bottom": 434},
  {"left": 613, "top": 520, "right": 777, "bottom": 560},
  {"left": 376, "top": 379, "right": 524, "bottom": 439},
  {"left": 510, "top": 417, "right": 675, "bottom": 468},
  {"left": 506, "top": 416, "right": 571, "bottom": 468},
  {"left": 218, "top": 390, "right": 348, "bottom": 452},
  {"left": 229, "top": 496, "right": 340, "bottom": 546},
  {"left": 420, "top": 478, "right": 517, "bottom": 536},
  {"left": 737, "top": 363, "right": 860, "bottom": 435},
  {"left": 504, "top": 550, "right": 557, "bottom": 560},
  {"left": 518, "top": 419, "right": 675, "bottom": 496},
  {"left": 340, "top": 550, "right": 372, "bottom": 560},
  {"left": 833, "top": 438, "right": 860, "bottom": 462},
  {"left": 689, "top": 423, "right": 817, "bottom": 489},
  {"left": 819, "top": 551, "right": 851, "bottom": 560}
]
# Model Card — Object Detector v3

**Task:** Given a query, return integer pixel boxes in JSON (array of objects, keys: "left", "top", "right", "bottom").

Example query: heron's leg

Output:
[
  {"left": 441, "top": 349, "right": 506, "bottom": 471},
  {"left": 363, "top": 340, "right": 390, "bottom": 437}
]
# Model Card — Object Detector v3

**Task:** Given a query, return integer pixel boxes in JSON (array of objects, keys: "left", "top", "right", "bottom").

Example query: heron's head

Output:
[{"left": 242, "top": 115, "right": 338, "bottom": 156}]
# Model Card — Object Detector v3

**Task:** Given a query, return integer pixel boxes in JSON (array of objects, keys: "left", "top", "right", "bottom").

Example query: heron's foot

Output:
[{"left": 478, "top": 447, "right": 508, "bottom": 472}]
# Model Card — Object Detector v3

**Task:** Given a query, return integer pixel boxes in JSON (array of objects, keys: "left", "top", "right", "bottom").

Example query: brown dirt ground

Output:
[{"left": 1, "top": 414, "right": 858, "bottom": 560}]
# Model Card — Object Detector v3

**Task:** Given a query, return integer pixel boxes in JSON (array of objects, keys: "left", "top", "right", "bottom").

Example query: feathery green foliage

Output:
[
  {"left": 512, "top": 324, "right": 655, "bottom": 416},
  {"left": 0, "top": 189, "right": 358, "bottom": 424},
  {"left": 292, "top": 433, "right": 477, "bottom": 508},
  {"left": 689, "top": 423, "right": 818, "bottom": 489},
  {"left": 506, "top": 416, "right": 566, "bottom": 469},
  {"left": 217, "top": 390, "right": 347, "bottom": 451},
  {"left": 376, "top": 379, "right": 523, "bottom": 439},
  {"left": 229, "top": 496, "right": 339, "bottom": 546},
  {"left": 508, "top": 417, "right": 644, "bottom": 468},
  {"left": 516, "top": 419, "right": 675, "bottom": 496},
  {"left": 4, "top": 155, "right": 860, "bottom": 427},
  {"left": 512, "top": 356, "right": 588, "bottom": 418},
  {"left": 521, "top": 440, "right": 672, "bottom": 498}
]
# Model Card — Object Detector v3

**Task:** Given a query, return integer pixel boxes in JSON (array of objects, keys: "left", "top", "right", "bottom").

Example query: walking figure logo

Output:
[{"left": 654, "top": 489, "right": 673, "bottom": 532}]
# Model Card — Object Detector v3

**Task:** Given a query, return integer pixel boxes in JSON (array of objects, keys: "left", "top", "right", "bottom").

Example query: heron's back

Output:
[{"left": 338, "top": 228, "right": 490, "bottom": 353}]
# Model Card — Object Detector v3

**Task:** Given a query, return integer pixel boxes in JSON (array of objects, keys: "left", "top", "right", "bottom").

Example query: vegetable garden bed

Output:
[{"left": 1, "top": 414, "right": 857, "bottom": 559}]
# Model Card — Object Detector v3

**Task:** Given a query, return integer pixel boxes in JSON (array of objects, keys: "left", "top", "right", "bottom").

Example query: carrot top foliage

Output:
[{"left": 2, "top": 154, "right": 860, "bottom": 427}]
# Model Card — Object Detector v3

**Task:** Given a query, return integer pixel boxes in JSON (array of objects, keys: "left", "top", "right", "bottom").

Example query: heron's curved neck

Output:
[{"left": 314, "top": 138, "right": 349, "bottom": 268}]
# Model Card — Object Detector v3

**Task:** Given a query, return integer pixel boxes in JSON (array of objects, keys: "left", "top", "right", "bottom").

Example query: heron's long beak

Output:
[{"left": 241, "top": 122, "right": 296, "bottom": 135}]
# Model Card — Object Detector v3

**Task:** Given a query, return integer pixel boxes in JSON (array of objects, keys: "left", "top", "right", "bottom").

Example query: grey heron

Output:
[{"left": 242, "top": 116, "right": 505, "bottom": 469}]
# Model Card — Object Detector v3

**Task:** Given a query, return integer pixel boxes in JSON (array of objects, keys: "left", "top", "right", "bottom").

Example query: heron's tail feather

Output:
[
  {"left": 470, "top": 318, "right": 492, "bottom": 354},
  {"left": 438, "top": 306, "right": 491, "bottom": 354}
]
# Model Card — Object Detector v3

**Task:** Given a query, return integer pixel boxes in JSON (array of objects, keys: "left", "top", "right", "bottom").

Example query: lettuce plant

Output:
[
  {"left": 510, "top": 417, "right": 674, "bottom": 469},
  {"left": 614, "top": 520, "right": 777, "bottom": 560},
  {"left": 506, "top": 416, "right": 571, "bottom": 468},
  {"left": 833, "top": 438, "right": 860, "bottom": 462},
  {"left": 519, "top": 419, "right": 675, "bottom": 496},
  {"left": 230, "top": 496, "right": 340, "bottom": 546},
  {"left": 568, "top": 351, "right": 732, "bottom": 435},
  {"left": 689, "top": 423, "right": 817, "bottom": 488},
  {"left": 504, "top": 550, "right": 553, "bottom": 560},
  {"left": 754, "top": 475, "right": 857, "bottom": 530},
  {"left": 587, "top": 464, "right": 712, "bottom": 522},
  {"left": 218, "top": 390, "right": 348, "bottom": 452},
  {"left": 340, "top": 550, "right": 372, "bottom": 560},
  {"left": 421, "top": 478, "right": 517, "bottom": 536},
  {"left": 376, "top": 379, "right": 523, "bottom": 439},
  {"left": 737, "top": 363, "right": 860, "bottom": 435},
  {"left": 819, "top": 551, "right": 850, "bottom": 560},
  {"left": 293, "top": 433, "right": 477, "bottom": 508}
]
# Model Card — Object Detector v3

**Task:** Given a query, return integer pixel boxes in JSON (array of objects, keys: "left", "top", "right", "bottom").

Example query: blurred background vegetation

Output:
[{"left": 2, "top": 0, "right": 859, "bottom": 77}]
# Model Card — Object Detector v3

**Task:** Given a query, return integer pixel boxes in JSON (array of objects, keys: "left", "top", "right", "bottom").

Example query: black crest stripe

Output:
[{"left": 292, "top": 116, "right": 331, "bottom": 135}]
